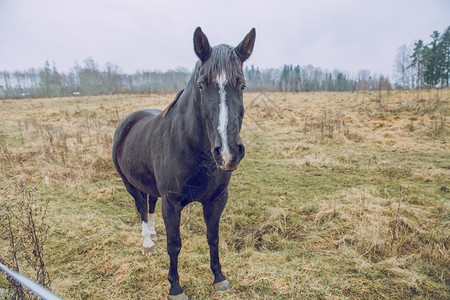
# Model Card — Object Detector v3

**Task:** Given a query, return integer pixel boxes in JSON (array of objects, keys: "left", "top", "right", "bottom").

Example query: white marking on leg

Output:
[
  {"left": 216, "top": 71, "right": 231, "bottom": 165},
  {"left": 142, "top": 221, "right": 154, "bottom": 249},
  {"left": 148, "top": 213, "right": 157, "bottom": 239}
]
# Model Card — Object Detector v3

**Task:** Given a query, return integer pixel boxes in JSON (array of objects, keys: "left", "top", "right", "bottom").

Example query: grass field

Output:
[{"left": 0, "top": 90, "right": 449, "bottom": 299}]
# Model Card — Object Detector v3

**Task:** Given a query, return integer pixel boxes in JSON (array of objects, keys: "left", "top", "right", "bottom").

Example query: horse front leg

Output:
[
  {"left": 162, "top": 198, "right": 189, "bottom": 300},
  {"left": 202, "top": 190, "right": 231, "bottom": 292}
]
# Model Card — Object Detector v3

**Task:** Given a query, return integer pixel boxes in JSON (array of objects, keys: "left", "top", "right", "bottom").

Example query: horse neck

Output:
[{"left": 172, "top": 71, "right": 209, "bottom": 151}]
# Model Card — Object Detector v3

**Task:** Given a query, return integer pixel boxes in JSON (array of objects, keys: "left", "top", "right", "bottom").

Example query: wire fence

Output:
[{"left": 0, "top": 262, "right": 63, "bottom": 300}]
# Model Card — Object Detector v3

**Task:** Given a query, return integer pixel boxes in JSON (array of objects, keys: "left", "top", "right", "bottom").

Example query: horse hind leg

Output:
[
  {"left": 138, "top": 194, "right": 157, "bottom": 255},
  {"left": 141, "top": 219, "right": 156, "bottom": 255},
  {"left": 148, "top": 195, "right": 158, "bottom": 241},
  {"left": 123, "top": 181, "right": 156, "bottom": 255}
]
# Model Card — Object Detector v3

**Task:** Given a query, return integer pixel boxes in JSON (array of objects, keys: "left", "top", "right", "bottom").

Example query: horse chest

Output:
[{"left": 160, "top": 164, "right": 230, "bottom": 204}]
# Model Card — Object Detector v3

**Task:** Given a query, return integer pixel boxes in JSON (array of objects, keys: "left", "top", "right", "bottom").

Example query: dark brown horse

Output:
[{"left": 112, "top": 27, "right": 255, "bottom": 299}]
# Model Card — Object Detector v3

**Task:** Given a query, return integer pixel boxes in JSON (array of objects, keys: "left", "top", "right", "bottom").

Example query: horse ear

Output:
[
  {"left": 194, "top": 27, "right": 212, "bottom": 62},
  {"left": 235, "top": 28, "right": 256, "bottom": 62}
]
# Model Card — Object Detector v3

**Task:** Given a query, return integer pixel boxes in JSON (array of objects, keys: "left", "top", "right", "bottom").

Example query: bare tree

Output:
[
  {"left": 394, "top": 44, "right": 413, "bottom": 89},
  {"left": 357, "top": 69, "right": 371, "bottom": 90},
  {"left": 104, "top": 62, "right": 122, "bottom": 94}
]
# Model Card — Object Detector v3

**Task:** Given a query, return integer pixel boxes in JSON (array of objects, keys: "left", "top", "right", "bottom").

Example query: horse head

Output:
[{"left": 193, "top": 27, "right": 256, "bottom": 171}]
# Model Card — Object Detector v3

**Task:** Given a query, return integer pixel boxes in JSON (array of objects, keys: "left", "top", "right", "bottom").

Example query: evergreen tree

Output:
[
  {"left": 423, "top": 31, "right": 440, "bottom": 86},
  {"left": 411, "top": 40, "right": 425, "bottom": 88},
  {"left": 39, "top": 61, "right": 52, "bottom": 97},
  {"left": 438, "top": 26, "right": 450, "bottom": 86}
]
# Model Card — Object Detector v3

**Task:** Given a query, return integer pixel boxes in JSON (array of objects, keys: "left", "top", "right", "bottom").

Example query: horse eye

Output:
[
  {"left": 197, "top": 82, "right": 204, "bottom": 90},
  {"left": 241, "top": 84, "right": 246, "bottom": 91}
]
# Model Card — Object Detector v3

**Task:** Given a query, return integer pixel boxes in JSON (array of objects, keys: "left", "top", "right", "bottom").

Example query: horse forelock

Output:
[{"left": 198, "top": 44, "right": 243, "bottom": 84}]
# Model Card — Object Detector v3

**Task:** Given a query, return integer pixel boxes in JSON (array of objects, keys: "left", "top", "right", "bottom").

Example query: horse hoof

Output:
[
  {"left": 143, "top": 245, "right": 156, "bottom": 255},
  {"left": 151, "top": 233, "right": 158, "bottom": 241},
  {"left": 167, "top": 292, "right": 190, "bottom": 300},
  {"left": 213, "top": 279, "right": 231, "bottom": 291}
]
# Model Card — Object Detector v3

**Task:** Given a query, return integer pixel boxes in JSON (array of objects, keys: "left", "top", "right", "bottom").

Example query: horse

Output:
[{"left": 112, "top": 27, "right": 256, "bottom": 299}]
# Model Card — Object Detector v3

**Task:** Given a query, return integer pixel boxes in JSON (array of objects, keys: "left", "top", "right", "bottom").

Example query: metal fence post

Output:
[{"left": 0, "top": 262, "right": 64, "bottom": 300}]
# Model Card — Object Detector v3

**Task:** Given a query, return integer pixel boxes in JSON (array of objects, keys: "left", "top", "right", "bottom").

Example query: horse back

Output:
[{"left": 113, "top": 109, "right": 161, "bottom": 151}]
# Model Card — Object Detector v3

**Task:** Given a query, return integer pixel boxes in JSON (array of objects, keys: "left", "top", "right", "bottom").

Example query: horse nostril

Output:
[
  {"left": 213, "top": 147, "right": 221, "bottom": 160},
  {"left": 237, "top": 144, "right": 245, "bottom": 156}
]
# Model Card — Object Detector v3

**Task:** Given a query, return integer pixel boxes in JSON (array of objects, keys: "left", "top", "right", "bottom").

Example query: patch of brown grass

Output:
[{"left": 0, "top": 90, "right": 449, "bottom": 299}]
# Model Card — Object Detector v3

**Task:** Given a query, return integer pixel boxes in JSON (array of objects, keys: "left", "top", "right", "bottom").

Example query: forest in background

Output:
[
  {"left": 0, "top": 26, "right": 448, "bottom": 99},
  {"left": 394, "top": 25, "right": 450, "bottom": 89}
]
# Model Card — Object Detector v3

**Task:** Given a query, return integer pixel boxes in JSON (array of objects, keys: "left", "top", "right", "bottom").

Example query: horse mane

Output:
[
  {"left": 199, "top": 44, "right": 243, "bottom": 84},
  {"left": 162, "top": 89, "right": 184, "bottom": 118}
]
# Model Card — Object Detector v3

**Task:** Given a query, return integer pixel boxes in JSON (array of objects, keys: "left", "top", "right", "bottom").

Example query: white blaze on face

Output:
[{"left": 216, "top": 71, "right": 231, "bottom": 165}]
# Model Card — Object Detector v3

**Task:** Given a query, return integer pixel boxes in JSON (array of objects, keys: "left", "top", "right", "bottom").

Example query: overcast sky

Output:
[{"left": 1, "top": 0, "right": 449, "bottom": 77}]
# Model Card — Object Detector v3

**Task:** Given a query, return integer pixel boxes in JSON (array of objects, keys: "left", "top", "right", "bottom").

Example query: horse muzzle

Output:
[
  {"left": 213, "top": 142, "right": 245, "bottom": 172},
  {"left": 219, "top": 163, "right": 238, "bottom": 172}
]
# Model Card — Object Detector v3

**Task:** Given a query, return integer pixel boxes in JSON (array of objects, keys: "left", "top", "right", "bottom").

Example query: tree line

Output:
[
  {"left": 0, "top": 58, "right": 192, "bottom": 99},
  {"left": 394, "top": 25, "right": 450, "bottom": 89},
  {"left": 247, "top": 64, "right": 391, "bottom": 92},
  {"left": 0, "top": 55, "right": 400, "bottom": 99},
  {"left": 2, "top": 60, "right": 389, "bottom": 99}
]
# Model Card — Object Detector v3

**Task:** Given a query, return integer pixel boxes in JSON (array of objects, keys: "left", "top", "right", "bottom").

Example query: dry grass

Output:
[{"left": 0, "top": 90, "right": 449, "bottom": 299}]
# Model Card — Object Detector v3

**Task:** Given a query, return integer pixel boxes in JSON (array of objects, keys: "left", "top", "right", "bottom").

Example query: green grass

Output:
[{"left": 0, "top": 90, "right": 449, "bottom": 299}]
